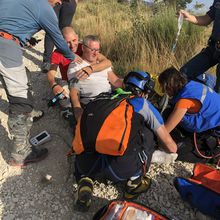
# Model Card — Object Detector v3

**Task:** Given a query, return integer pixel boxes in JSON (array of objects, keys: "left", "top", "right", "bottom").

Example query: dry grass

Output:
[{"left": 73, "top": 0, "right": 209, "bottom": 76}]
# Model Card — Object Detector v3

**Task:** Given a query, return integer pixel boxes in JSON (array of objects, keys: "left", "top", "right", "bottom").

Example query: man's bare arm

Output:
[
  {"left": 70, "top": 87, "right": 83, "bottom": 120},
  {"left": 108, "top": 71, "right": 123, "bottom": 88},
  {"left": 47, "top": 64, "right": 58, "bottom": 87},
  {"left": 155, "top": 125, "right": 177, "bottom": 153},
  {"left": 75, "top": 53, "right": 112, "bottom": 79},
  {"left": 47, "top": 64, "right": 66, "bottom": 95},
  {"left": 94, "top": 53, "right": 112, "bottom": 71},
  {"left": 180, "top": 10, "right": 212, "bottom": 26},
  {"left": 165, "top": 107, "right": 187, "bottom": 133}
]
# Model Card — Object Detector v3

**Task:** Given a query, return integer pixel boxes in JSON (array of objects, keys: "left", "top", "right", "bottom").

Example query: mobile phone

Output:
[{"left": 30, "top": 130, "right": 51, "bottom": 146}]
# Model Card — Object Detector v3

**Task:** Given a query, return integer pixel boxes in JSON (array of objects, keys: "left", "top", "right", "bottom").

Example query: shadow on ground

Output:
[{"left": 23, "top": 47, "right": 43, "bottom": 68}]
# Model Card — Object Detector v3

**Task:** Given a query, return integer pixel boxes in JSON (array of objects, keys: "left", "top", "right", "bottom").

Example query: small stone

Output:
[
  {"left": 40, "top": 174, "right": 53, "bottom": 184},
  {"left": 12, "top": 198, "right": 18, "bottom": 203}
]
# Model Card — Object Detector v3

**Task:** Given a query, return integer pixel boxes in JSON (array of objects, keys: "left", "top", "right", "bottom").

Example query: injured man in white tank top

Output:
[{"left": 68, "top": 60, "right": 122, "bottom": 105}]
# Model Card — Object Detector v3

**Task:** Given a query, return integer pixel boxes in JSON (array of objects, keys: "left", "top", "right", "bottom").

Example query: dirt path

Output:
[{"left": 0, "top": 31, "right": 210, "bottom": 220}]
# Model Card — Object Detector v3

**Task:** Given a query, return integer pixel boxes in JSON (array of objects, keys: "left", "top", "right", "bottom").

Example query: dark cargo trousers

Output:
[
  {"left": 74, "top": 127, "right": 156, "bottom": 183},
  {"left": 0, "top": 37, "right": 34, "bottom": 161},
  {"left": 180, "top": 45, "right": 220, "bottom": 93},
  {"left": 43, "top": 0, "right": 77, "bottom": 63}
]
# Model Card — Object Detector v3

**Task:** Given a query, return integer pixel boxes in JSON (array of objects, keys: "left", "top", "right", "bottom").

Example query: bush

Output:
[{"left": 73, "top": 0, "right": 207, "bottom": 76}]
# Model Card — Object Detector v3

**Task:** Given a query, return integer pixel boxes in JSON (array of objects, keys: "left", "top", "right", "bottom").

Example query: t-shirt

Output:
[
  {"left": 0, "top": 0, "right": 74, "bottom": 60},
  {"left": 50, "top": 43, "right": 83, "bottom": 80},
  {"left": 206, "top": 0, "right": 220, "bottom": 40},
  {"left": 67, "top": 60, "right": 112, "bottom": 104},
  {"left": 206, "top": 0, "right": 218, "bottom": 20},
  {"left": 130, "top": 97, "right": 164, "bottom": 132},
  {"left": 175, "top": 98, "right": 201, "bottom": 114}
]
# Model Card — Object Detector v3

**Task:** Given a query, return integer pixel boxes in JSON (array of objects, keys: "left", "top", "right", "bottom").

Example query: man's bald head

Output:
[
  {"left": 62, "top": 27, "right": 77, "bottom": 37},
  {"left": 62, "top": 27, "right": 78, "bottom": 53}
]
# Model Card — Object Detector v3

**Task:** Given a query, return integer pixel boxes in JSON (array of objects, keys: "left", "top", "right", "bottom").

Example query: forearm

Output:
[
  {"left": 92, "top": 53, "right": 112, "bottom": 72},
  {"left": 39, "top": 8, "right": 74, "bottom": 60},
  {"left": 47, "top": 70, "right": 57, "bottom": 87},
  {"left": 180, "top": 10, "right": 212, "bottom": 26},
  {"left": 79, "top": 61, "right": 112, "bottom": 78},
  {"left": 112, "top": 78, "right": 123, "bottom": 88},
  {"left": 165, "top": 121, "right": 177, "bottom": 134},
  {"left": 165, "top": 107, "right": 187, "bottom": 133},
  {"left": 186, "top": 14, "right": 200, "bottom": 25},
  {"left": 162, "top": 137, "right": 177, "bottom": 153},
  {"left": 70, "top": 88, "right": 83, "bottom": 120},
  {"left": 108, "top": 72, "right": 123, "bottom": 88},
  {"left": 70, "top": 88, "right": 81, "bottom": 108},
  {"left": 92, "top": 59, "right": 112, "bottom": 72},
  {"left": 194, "top": 15, "right": 212, "bottom": 26},
  {"left": 156, "top": 126, "right": 177, "bottom": 153}
]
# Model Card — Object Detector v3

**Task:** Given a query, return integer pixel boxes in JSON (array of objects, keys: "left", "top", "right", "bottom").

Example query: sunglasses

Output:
[{"left": 83, "top": 44, "right": 100, "bottom": 52}]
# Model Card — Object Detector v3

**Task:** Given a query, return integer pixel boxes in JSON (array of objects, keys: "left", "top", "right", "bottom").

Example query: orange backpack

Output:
[{"left": 73, "top": 95, "right": 146, "bottom": 156}]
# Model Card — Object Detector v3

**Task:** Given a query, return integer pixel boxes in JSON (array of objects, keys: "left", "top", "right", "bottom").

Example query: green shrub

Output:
[{"left": 74, "top": 0, "right": 207, "bottom": 76}]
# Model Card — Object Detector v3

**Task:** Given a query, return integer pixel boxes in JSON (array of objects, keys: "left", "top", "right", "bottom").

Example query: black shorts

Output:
[{"left": 74, "top": 127, "right": 155, "bottom": 183}]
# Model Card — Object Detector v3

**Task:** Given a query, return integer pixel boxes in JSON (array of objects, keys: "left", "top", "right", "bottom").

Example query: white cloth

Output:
[
  {"left": 151, "top": 150, "right": 178, "bottom": 164},
  {"left": 67, "top": 60, "right": 112, "bottom": 104}
]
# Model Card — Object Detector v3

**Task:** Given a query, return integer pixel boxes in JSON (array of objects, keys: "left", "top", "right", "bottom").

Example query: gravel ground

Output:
[{"left": 0, "top": 31, "right": 213, "bottom": 220}]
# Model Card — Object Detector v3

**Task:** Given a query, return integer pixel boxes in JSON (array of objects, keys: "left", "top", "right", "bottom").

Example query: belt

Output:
[{"left": 0, "top": 31, "right": 20, "bottom": 45}]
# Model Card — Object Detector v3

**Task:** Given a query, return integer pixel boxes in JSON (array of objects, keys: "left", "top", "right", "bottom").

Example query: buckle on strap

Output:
[
  {"left": 138, "top": 150, "right": 148, "bottom": 174},
  {"left": 138, "top": 150, "right": 148, "bottom": 164}
]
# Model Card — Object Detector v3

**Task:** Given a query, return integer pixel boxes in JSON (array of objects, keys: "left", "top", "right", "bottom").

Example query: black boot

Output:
[{"left": 9, "top": 146, "right": 48, "bottom": 167}]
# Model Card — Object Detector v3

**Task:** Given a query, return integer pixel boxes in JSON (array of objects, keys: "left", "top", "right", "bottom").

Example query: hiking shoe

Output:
[
  {"left": 124, "top": 175, "right": 151, "bottom": 200},
  {"left": 9, "top": 147, "right": 48, "bottom": 167},
  {"left": 29, "top": 109, "right": 44, "bottom": 122},
  {"left": 41, "top": 62, "right": 50, "bottom": 73},
  {"left": 76, "top": 177, "right": 93, "bottom": 212}
]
